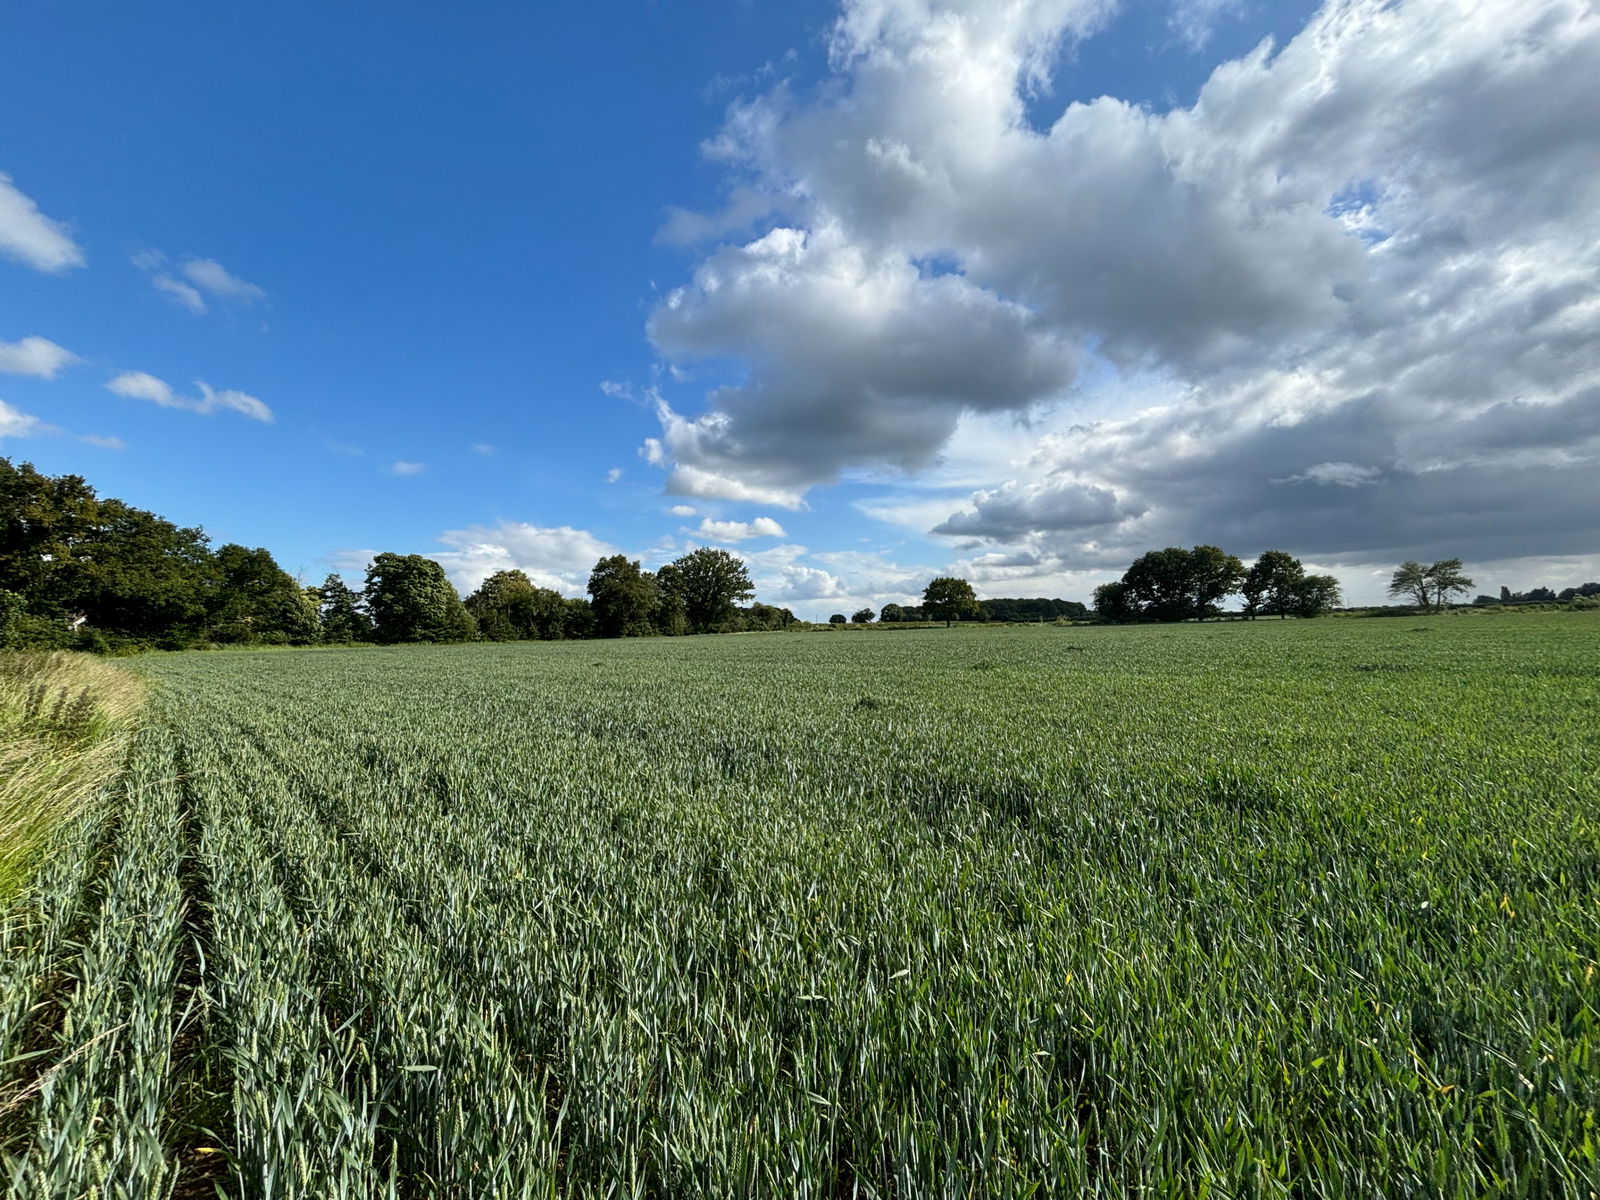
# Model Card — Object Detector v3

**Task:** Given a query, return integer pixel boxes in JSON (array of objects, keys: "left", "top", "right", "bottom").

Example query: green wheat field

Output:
[{"left": 3, "top": 613, "right": 1598, "bottom": 1198}]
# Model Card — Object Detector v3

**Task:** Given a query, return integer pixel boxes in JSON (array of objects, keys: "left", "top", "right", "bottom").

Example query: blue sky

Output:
[{"left": 3, "top": 0, "right": 1597, "bottom": 615}]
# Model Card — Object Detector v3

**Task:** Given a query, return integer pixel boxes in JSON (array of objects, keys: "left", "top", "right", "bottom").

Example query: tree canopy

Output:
[
  {"left": 922, "top": 577, "right": 980, "bottom": 627},
  {"left": 1098, "top": 546, "right": 1339, "bottom": 622},
  {"left": 1388, "top": 559, "right": 1474, "bottom": 612},
  {"left": 587, "top": 555, "right": 657, "bottom": 638},
  {"left": 659, "top": 547, "right": 754, "bottom": 634},
  {"left": 365, "top": 553, "right": 476, "bottom": 644}
]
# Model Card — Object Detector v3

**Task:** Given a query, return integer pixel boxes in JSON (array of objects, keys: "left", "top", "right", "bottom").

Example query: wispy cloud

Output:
[
  {"left": 134, "top": 249, "right": 265, "bottom": 314},
  {"left": 0, "top": 336, "right": 78, "bottom": 379},
  {"left": 0, "top": 172, "right": 84, "bottom": 273},
  {"left": 151, "top": 274, "right": 206, "bottom": 314},
  {"left": 388, "top": 460, "right": 426, "bottom": 476},
  {"left": 106, "top": 371, "right": 274, "bottom": 422}
]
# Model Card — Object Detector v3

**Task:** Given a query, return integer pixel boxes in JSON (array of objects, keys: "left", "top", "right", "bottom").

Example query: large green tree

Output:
[
  {"left": 1185, "top": 545, "right": 1246, "bottom": 620},
  {"left": 364, "top": 553, "right": 476, "bottom": 643},
  {"left": 1120, "top": 548, "right": 1194, "bottom": 622},
  {"left": 1291, "top": 574, "right": 1344, "bottom": 617},
  {"left": 0, "top": 459, "right": 100, "bottom": 616},
  {"left": 74, "top": 500, "right": 217, "bottom": 641},
  {"left": 1425, "top": 559, "right": 1473, "bottom": 610},
  {"left": 922, "top": 577, "right": 980, "bottom": 627},
  {"left": 662, "top": 548, "right": 754, "bottom": 633},
  {"left": 1121, "top": 546, "right": 1243, "bottom": 621},
  {"left": 1, "top": 459, "right": 218, "bottom": 642},
  {"left": 1242, "top": 550, "right": 1305, "bottom": 619},
  {"left": 1387, "top": 561, "right": 1431, "bottom": 609},
  {"left": 587, "top": 555, "right": 657, "bottom": 638},
  {"left": 210, "top": 544, "right": 319, "bottom": 644},
  {"left": 1092, "top": 580, "right": 1138, "bottom": 623},
  {"left": 465, "top": 570, "right": 571, "bottom": 641}
]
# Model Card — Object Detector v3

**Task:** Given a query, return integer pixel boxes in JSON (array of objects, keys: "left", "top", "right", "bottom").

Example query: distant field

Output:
[{"left": 3, "top": 614, "right": 1598, "bottom": 1197}]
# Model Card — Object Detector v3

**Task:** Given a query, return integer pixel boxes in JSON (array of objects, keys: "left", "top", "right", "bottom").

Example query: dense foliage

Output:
[
  {"left": 1475, "top": 582, "right": 1600, "bottom": 607},
  {"left": 0, "top": 459, "right": 795, "bottom": 651},
  {"left": 0, "top": 458, "right": 314, "bottom": 651},
  {"left": 1096, "top": 546, "right": 1342, "bottom": 623},
  {"left": 2, "top": 615, "right": 1596, "bottom": 1196}
]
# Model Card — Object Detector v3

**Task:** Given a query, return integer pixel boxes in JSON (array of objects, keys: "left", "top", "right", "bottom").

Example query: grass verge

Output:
[{"left": 0, "top": 651, "right": 145, "bottom": 905}]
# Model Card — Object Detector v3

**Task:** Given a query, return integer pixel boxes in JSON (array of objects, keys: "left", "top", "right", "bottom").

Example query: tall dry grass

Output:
[{"left": 0, "top": 652, "right": 146, "bottom": 904}]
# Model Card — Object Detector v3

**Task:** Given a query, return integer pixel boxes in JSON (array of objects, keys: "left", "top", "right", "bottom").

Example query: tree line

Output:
[
  {"left": 1473, "top": 582, "right": 1600, "bottom": 607},
  {"left": 1092, "top": 546, "right": 1342, "bottom": 623},
  {"left": 0, "top": 458, "right": 793, "bottom": 652}
]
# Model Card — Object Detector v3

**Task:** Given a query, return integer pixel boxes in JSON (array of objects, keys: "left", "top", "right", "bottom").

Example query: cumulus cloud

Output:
[
  {"left": 134, "top": 250, "right": 265, "bottom": 314},
  {"left": 430, "top": 521, "right": 620, "bottom": 595},
  {"left": 933, "top": 477, "right": 1133, "bottom": 539},
  {"left": 695, "top": 516, "right": 787, "bottom": 542},
  {"left": 648, "top": 222, "right": 1078, "bottom": 501},
  {"left": 106, "top": 371, "right": 274, "bottom": 422},
  {"left": 0, "top": 336, "right": 78, "bottom": 379},
  {"left": 0, "top": 400, "right": 44, "bottom": 439},
  {"left": 650, "top": 0, "right": 1600, "bottom": 575},
  {"left": 606, "top": 467, "right": 624, "bottom": 483},
  {"left": 0, "top": 173, "right": 83, "bottom": 272}
]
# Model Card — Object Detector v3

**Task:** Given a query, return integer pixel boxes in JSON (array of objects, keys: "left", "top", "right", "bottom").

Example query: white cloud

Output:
[
  {"left": 651, "top": 0, "right": 1600, "bottom": 572},
  {"left": 106, "top": 371, "right": 274, "bottom": 422},
  {"left": 668, "top": 504, "right": 698, "bottom": 517},
  {"left": 0, "top": 400, "right": 43, "bottom": 439},
  {"left": 431, "top": 521, "right": 620, "bottom": 595},
  {"left": 0, "top": 336, "right": 78, "bottom": 379},
  {"left": 606, "top": 466, "right": 624, "bottom": 483},
  {"left": 135, "top": 250, "right": 265, "bottom": 313},
  {"left": 695, "top": 515, "right": 787, "bottom": 542},
  {"left": 152, "top": 275, "right": 207, "bottom": 314},
  {"left": 647, "top": 222, "right": 1078, "bottom": 500},
  {"left": 0, "top": 173, "right": 84, "bottom": 273},
  {"left": 1277, "top": 461, "right": 1383, "bottom": 488},
  {"left": 106, "top": 371, "right": 177, "bottom": 406},
  {"left": 388, "top": 461, "right": 426, "bottom": 476},
  {"left": 471, "top": 443, "right": 496, "bottom": 455},
  {"left": 79, "top": 433, "right": 126, "bottom": 450},
  {"left": 180, "top": 257, "right": 265, "bottom": 303}
]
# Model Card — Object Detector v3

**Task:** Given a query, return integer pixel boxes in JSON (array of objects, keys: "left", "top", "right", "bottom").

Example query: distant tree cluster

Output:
[
  {"left": 1472, "top": 582, "right": 1600, "bottom": 607},
  {"left": 1094, "top": 547, "right": 1342, "bottom": 623},
  {"left": 579, "top": 547, "right": 793, "bottom": 638},
  {"left": 0, "top": 458, "right": 795, "bottom": 653},
  {"left": 978, "top": 597, "right": 1089, "bottom": 623}
]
